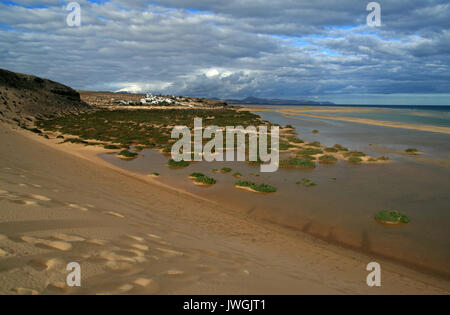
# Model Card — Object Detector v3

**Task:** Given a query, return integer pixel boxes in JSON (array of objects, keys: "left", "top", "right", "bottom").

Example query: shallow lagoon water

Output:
[{"left": 101, "top": 106, "right": 450, "bottom": 278}]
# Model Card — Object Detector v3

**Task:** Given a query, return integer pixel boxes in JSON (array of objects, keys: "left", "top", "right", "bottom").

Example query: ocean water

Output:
[
  {"left": 101, "top": 105, "right": 450, "bottom": 278},
  {"left": 303, "top": 108, "right": 450, "bottom": 127}
]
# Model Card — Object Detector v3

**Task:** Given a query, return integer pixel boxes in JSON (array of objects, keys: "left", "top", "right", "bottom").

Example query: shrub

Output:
[
  {"left": 279, "top": 141, "right": 294, "bottom": 151},
  {"left": 118, "top": 150, "right": 138, "bottom": 158},
  {"left": 168, "top": 159, "right": 190, "bottom": 167},
  {"left": 195, "top": 176, "right": 216, "bottom": 185},
  {"left": 251, "top": 183, "right": 277, "bottom": 193},
  {"left": 348, "top": 156, "right": 363, "bottom": 163},
  {"left": 297, "top": 148, "right": 323, "bottom": 156},
  {"left": 324, "top": 147, "right": 338, "bottom": 153},
  {"left": 405, "top": 148, "right": 418, "bottom": 153},
  {"left": 296, "top": 178, "right": 317, "bottom": 187},
  {"left": 344, "top": 151, "right": 366, "bottom": 158},
  {"left": 334, "top": 144, "right": 349, "bottom": 151},
  {"left": 287, "top": 136, "right": 304, "bottom": 144},
  {"left": 104, "top": 144, "right": 120, "bottom": 150},
  {"left": 64, "top": 138, "right": 88, "bottom": 145},
  {"left": 319, "top": 155, "right": 338, "bottom": 164},
  {"left": 28, "top": 127, "right": 42, "bottom": 134},
  {"left": 307, "top": 141, "right": 321, "bottom": 147},
  {"left": 152, "top": 172, "right": 160, "bottom": 177},
  {"left": 221, "top": 167, "right": 232, "bottom": 173},
  {"left": 233, "top": 172, "right": 243, "bottom": 178},
  {"left": 235, "top": 181, "right": 276, "bottom": 192},
  {"left": 375, "top": 210, "right": 410, "bottom": 224},
  {"left": 189, "top": 172, "right": 205, "bottom": 178},
  {"left": 312, "top": 129, "right": 319, "bottom": 134},
  {"left": 280, "top": 157, "right": 316, "bottom": 169}
]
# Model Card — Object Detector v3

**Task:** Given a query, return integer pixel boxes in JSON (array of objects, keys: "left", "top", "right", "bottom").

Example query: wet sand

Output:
[
  {"left": 245, "top": 106, "right": 450, "bottom": 134},
  {"left": 1, "top": 122, "right": 449, "bottom": 294}
]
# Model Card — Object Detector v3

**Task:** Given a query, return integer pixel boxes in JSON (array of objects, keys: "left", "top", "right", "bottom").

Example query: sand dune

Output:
[{"left": 0, "top": 122, "right": 449, "bottom": 295}]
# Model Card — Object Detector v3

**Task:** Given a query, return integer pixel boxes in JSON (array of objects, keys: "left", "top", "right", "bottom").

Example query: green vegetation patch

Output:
[
  {"left": 297, "top": 148, "right": 323, "bottom": 156},
  {"left": 324, "top": 147, "right": 338, "bottom": 153},
  {"left": 405, "top": 148, "right": 418, "bottom": 154},
  {"left": 344, "top": 151, "right": 366, "bottom": 158},
  {"left": 118, "top": 150, "right": 138, "bottom": 158},
  {"left": 221, "top": 167, "right": 232, "bottom": 173},
  {"left": 235, "top": 180, "right": 277, "bottom": 193},
  {"left": 348, "top": 156, "right": 363, "bottom": 163},
  {"left": 279, "top": 141, "right": 295, "bottom": 151},
  {"left": 280, "top": 157, "right": 316, "bottom": 169},
  {"left": 168, "top": 159, "right": 190, "bottom": 167},
  {"left": 312, "top": 129, "right": 319, "bottom": 134},
  {"left": 232, "top": 172, "right": 243, "bottom": 178},
  {"left": 189, "top": 172, "right": 205, "bottom": 178},
  {"left": 64, "top": 138, "right": 88, "bottom": 145},
  {"left": 334, "top": 144, "right": 349, "bottom": 151},
  {"left": 286, "top": 136, "right": 304, "bottom": 144},
  {"left": 306, "top": 141, "right": 321, "bottom": 147},
  {"left": 296, "top": 178, "right": 317, "bottom": 187},
  {"left": 195, "top": 176, "right": 217, "bottom": 185},
  {"left": 375, "top": 210, "right": 410, "bottom": 224},
  {"left": 104, "top": 144, "right": 120, "bottom": 150},
  {"left": 319, "top": 154, "right": 338, "bottom": 164},
  {"left": 36, "top": 108, "right": 263, "bottom": 150}
]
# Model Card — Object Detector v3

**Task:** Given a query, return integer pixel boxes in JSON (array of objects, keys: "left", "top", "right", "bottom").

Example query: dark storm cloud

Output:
[{"left": 0, "top": 0, "right": 448, "bottom": 103}]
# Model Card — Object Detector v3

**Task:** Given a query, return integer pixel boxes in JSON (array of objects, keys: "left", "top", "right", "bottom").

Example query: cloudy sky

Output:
[{"left": 0, "top": 0, "right": 449, "bottom": 104}]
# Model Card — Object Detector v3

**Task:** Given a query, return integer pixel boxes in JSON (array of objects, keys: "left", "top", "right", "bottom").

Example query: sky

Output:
[{"left": 0, "top": 0, "right": 449, "bottom": 105}]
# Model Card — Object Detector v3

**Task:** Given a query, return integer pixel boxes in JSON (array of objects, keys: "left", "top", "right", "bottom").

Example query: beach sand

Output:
[
  {"left": 244, "top": 106, "right": 450, "bottom": 135},
  {"left": 0, "top": 122, "right": 449, "bottom": 294}
]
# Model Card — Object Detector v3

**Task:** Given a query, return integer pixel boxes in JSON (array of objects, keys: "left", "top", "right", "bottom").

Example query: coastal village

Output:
[{"left": 78, "top": 91, "right": 228, "bottom": 109}]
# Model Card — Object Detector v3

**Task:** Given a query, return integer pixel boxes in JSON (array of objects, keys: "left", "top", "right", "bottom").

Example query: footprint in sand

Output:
[
  {"left": 14, "top": 288, "right": 39, "bottom": 295},
  {"left": 28, "top": 258, "right": 63, "bottom": 271},
  {"left": 52, "top": 233, "right": 85, "bottom": 242},
  {"left": 131, "top": 244, "right": 149, "bottom": 251},
  {"left": 30, "top": 194, "right": 51, "bottom": 201},
  {"left": 21, "top": 236, "right": 72, "bottom": 251},
  {"left": 164, "top": 270, "right": 199, "bottom": 282},
  {"left": 0, "top": 247, "right": 11, "bottom": 257},
  {"left": 67, "top": 203, "right": 89, "bottom": 211},
  {"left": 196, "top": 264, "right": 220, "bottom": 275},
  {"left": 103, "top": 211, "right": 125, "bottom": 218},
  {"left": 133, "top": 278, "right": 160, "bottom": 293},
  {"left": 146, "top": 233, "right": 162, "bottom": 240},
  {"left": 127, "top": 235, "right": 145, "bottom": 242},
  {"left": 86, "top": 239, "right": 108, "bottom": 246},
  {"left": 46, "top": 282, "right": 68, "bottom": 293},
  {"left": 154, "top": 247, "right": 184, "bottom": 258}
]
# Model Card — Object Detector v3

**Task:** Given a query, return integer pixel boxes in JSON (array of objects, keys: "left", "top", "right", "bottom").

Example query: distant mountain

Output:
[{"left": 226, "top": 96, "right": 334, "bottom": 106}]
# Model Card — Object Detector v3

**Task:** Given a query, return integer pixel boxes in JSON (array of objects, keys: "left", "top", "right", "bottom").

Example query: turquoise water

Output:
[{"left": 305, "top": 108, "right": 450, "bottom": 127}]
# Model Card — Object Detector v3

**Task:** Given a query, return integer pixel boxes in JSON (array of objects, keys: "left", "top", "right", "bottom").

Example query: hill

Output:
[{"left": 0, "top": 68, "right": 91, "bottom": 127}]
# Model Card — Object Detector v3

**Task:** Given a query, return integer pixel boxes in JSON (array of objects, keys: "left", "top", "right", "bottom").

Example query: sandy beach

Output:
[
  {"left": 1, "top": 122, "right": 449, "bottom": 295},
  {"left": 245, "top": 106, "right": 450, "bottom": 135}
]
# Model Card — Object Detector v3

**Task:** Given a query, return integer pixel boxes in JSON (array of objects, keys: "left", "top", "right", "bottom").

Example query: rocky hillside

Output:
[{"left": 0, "top": 69, "right": 91, "bottom": 127}]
